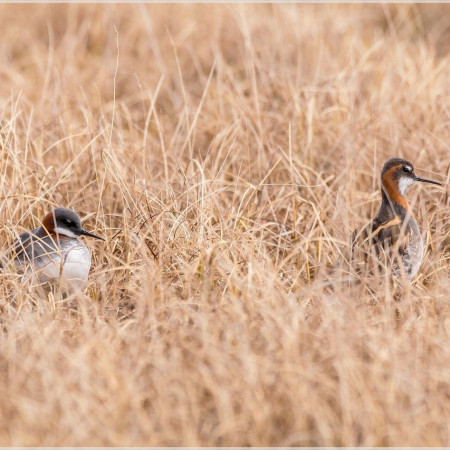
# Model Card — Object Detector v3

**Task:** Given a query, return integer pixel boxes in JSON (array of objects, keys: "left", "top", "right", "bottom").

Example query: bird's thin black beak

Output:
[
  {"left": 80, "top": 229, "right": 105, "bottom": 241},
  {"left": 415, "top": 176, "right": 443, "bottom": 186}
]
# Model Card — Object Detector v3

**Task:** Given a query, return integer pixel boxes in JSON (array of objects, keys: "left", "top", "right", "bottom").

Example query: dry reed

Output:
[{"left": 0, "top": 3, "right": 449, "bottom": 446}]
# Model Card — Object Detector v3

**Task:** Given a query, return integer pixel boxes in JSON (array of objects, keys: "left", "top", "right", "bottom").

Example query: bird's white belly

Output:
[
  {"left": 407, "top": 230, "right": 424, "bottom": 279},
  {"left": 394, "top": 223, "right": 423, "bottom": 279},
  {"left": 36, "top": 244, "right": 92, "bottom": 289}
]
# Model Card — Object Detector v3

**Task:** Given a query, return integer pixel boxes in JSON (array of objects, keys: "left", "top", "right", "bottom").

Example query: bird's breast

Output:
[
  {"left": 30, "top": 238, "right": 92, "bottom": 288},
  {"left": 403, "top": 220, "right": 423, "bottom": 279}
]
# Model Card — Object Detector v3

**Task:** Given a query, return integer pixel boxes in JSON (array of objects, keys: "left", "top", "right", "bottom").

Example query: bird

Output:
[
  {"left": 350, "top": 157, "right": 442, "bottom": 279},
  {"left": 11, "top": 207, "right": 104, "bottom": 292}
]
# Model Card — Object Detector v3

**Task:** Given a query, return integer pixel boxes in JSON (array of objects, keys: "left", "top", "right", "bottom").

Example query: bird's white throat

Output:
[
  {"left": 53, "top": 227, "right": 78, "bottom": 239},
  {"left": 398, "top": 177, "right": 415, "bottom": 196}
]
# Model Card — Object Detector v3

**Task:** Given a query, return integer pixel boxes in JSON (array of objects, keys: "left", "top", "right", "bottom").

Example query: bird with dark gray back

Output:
[
  {"left": 12, "top": 207, "right": 104, "bottom": 292},
  {"left": 351, "top": 158, "right": 442, "bottom": 279}
]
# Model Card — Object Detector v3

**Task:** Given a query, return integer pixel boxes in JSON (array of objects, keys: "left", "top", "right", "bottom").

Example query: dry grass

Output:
[{"left": 0, "top": 4, "right": 449, "bottom": 446}]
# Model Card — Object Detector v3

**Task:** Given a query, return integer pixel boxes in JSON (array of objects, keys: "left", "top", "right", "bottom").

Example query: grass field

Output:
[{"left": 0, "top": 4, "right": 449, "bottom": 446}]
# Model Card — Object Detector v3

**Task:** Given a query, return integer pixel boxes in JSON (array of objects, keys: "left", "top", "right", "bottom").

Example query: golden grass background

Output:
[{"left": 0, "top": 3, "right": 449, "bottom": 446}]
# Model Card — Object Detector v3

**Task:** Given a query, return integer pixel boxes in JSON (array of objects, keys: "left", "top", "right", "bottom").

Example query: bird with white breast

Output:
[{"left": 12, "top": 207, "right": 104, "bottom": 292}]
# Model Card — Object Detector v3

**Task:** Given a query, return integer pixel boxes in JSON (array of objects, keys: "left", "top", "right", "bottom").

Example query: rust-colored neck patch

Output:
[
  {"left": 41, "top": 212, "right": 55, "bottom": 235},
  {"left": 381, "top": 164, "right": 410, "bottom": 210}
]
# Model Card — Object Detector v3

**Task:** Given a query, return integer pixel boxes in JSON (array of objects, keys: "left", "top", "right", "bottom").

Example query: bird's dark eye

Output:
[{"left": 402, "top": 166, "right": 412, "bottom": 173}]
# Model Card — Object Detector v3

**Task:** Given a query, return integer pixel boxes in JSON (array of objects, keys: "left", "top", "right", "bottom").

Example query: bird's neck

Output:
[
  {"left": 381, "top": 185, "right": 410, "bottom": 218},
  {"left": 39, "top": 227, "right": 73, "bottom": 241}
]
